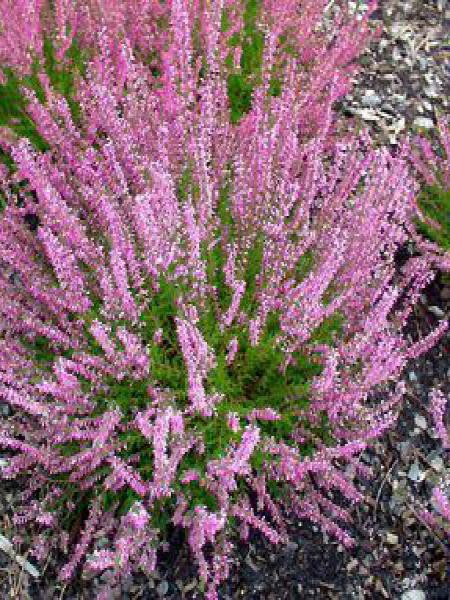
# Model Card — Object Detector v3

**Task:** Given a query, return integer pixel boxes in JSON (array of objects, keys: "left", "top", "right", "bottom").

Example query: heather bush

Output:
[{"left": 0, "top": 1, "right": 447, "bottom": 598}]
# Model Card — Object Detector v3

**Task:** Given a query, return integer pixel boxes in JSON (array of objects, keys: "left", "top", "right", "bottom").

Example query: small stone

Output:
[
  {"left": 424, "top": 86, "right": 439, "bottom": 99},
  {"left": 414, "top": 415, "right": 427, "bottom": 430},
  {"left": 394, "top": 561, "right": 404, "bottom": 573},
  {"left": 347, "top": 558, "right": 358, "bottom": 572},
  {"left": 428, "top": 306, "right": 445, "bottom": 319},
  {"left": 157, "top": 581, "right": 169, "bottom": 597},
  {"left": 358, "top": 108, "right": 380, "bottom": 121},
  {"left": 386, "top": 532, "right": 399, "bottom": 545},
  {"left": 398, "top": 440, "right": 413, "bottom": 462},
  {"left": 285, "top": 541, "right": 298, "bottom": 553},
  {"left": 412, "top": 546, "right": 425, "bottom": 557},
  {"left": 401, "top": 590, "right": 425, "bottom": 600},
  {"left": 413, "top": 117, "right": 434, "bottom": 129},
  {"left": 408, "top": 462, "right": 425, "bottom": 483},
  {"left": 0, "top": 403, "right": 10, "bottom": 417},
  {"left": 362, "top": 90, "right": 382, "bottom": 107},
  {"left": 183, "top": 580, "right": 197, "bottom": 594},
  {"left": 429, "top": 456, "right": 444, "bottom": 473}
]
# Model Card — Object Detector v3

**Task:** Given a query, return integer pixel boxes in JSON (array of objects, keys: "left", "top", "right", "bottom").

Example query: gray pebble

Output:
[{"left": 157, "top": 580, "right": 169, "bottom": 597}]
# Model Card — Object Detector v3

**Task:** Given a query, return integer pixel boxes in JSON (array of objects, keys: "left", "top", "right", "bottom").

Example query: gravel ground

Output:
[
  {"left": 1, "top": 0, "right": 450, "bottom": 598},
  {"left": 342, "top": 0, "right": 449, "bottom": 147}
]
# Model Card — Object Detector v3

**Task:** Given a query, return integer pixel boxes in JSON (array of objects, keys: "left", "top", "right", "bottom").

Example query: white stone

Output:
[
  {"left": 429, "top": 456, "right": 444, "bottom": 473},
  {"left": 357, "top": 108, "right": 380, "bottom": 122},
  {"left": 413, "top": 117, "right": 434, "bottom": 129},
  {"left": 401, "top": 590, "right": 425, "bottom": 600},
  {"left": 157, "top": 580, "right": 169, "bottom": 596},
  {"left": 408, "top": 462, "right": 425, "bottom": 483},
  {"left": 414, "top": 415, "right": 427, "bottom": 430},
  {"left": 0, "top": 535, "right": 40, "bottom": 578},
  {"left": 386, "top": 532, "right": 399, "bottom": 545},
  {"left": 362, "top": 90, "right": 382, "bottom": 108}
]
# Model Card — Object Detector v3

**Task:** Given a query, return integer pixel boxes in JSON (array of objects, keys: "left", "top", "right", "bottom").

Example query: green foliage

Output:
[
  {"left": 176, "top": 163, "right": 195, "bottom": 204},
  {"left": 223, "top": 0, "right": 286, "bottom": 122},
  {"left": 227, "top": 73, "right": 254, "bottom": 124},
  {"left": 240, "top": 233, "right": 264, "bottom": 315},
  {"left": 203, "top": 180, "right": 236, "bottom": 313},
  {"left": 184, "top": 479, "right": 220, "bottom": 513},
  {"left": 151, "top": 497, "right": 177, "bottom": 531},
  {"left": 42, "top": 37, "right": 88, "bottom": 123},
  {"left": 0, "top": 68, "right": 49, "bottom": 153},
  {"left": 416, "top": 184, "right": 450, "bottom": 252},
  {"left": 0, "top": 36, "right": 87, "bottom": 161},
  {"left": 109, "top": 379, "right": 151, "bottom": 415},
  {"left": 204, "top": 306, "right": 342, "bottom": 444},
  {"left": 20, "top": 334, "right": 74, "bottom": 370},
  {"left": 225, "top": 0, "right": 264, "bottom": 123}
]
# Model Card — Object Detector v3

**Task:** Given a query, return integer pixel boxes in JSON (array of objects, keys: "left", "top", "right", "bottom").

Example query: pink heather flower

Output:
[
  {"left": 105, "top": 457, "right": 148, "bottom": 497},
  {"left": 187, "top": 507, "right": 226, "bottom": 583},
  {"left": 0, "top": 0, "right": 45, "bottom": 77},
  {"left": 89, "top": 320, "right": 117, "bottom": 358},
  {"left": 232, "top": 497, "right": 282, "bottom": 544},
  {"left": 150, "top": 409, "right": 172, "bottom": 498},
  {"left": 170, "top": 412, "right": 185, "bottom": 436},
  {"left": 226, "top": 337, "right": 239, "bottom": 365},
  {"left": 123, "top": 502, "right": 149, "bottom": 530},
  {"left": 153, "top": 328, "right": 163, "bottom": 345},
  {"left": 59, "top": 500, "right": 103, "bottom": 582},
  {"left": 227, "top": 412, "right": 240, "bottom": 432},
  {"left": 180, "top": 469, "right": 200, "bottom": 484},
  {"left": 429, "top": 389, "right": 450, "bottom": 449},
  {"left": 408, "top": 320, "right": 448, "bottom": 361},
  {"left": 432, "top": 487, "right": 450, "bottom": 523},
  {"left": 247, "top": 408, "right": 281, "bottom": 422},
  {"left": 409, "top": 117, "right": 450, "bottom": 188},
  {"left": 176, "top": 316, "right": 217, "bottom": 416}
]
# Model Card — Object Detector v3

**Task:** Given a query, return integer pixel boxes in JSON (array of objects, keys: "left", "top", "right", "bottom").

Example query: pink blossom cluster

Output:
[
  {"left": 0, "top": 0, "right": 167, "bottom": 79},
  {"left": 0, "top": 1, "right": 447, "bottom": 598},
  {"left": 409, "top": 117, "right": 450, "bottom": 189},
  {"left": 429, "top": 388, "right": 450, "bottom": 450}
]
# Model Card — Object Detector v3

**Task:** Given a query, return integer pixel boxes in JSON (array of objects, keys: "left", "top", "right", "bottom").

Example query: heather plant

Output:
[{"left": 0, "top": 1, "right": 447, "bottom": 598}]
